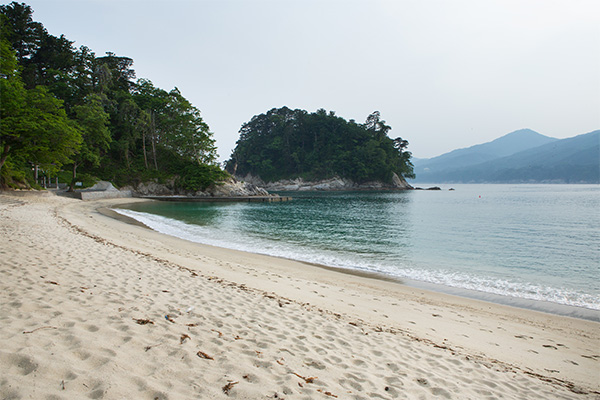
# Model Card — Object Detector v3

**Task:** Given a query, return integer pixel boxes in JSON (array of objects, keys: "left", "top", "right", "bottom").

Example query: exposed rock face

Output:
[
  {"left": 122, "top": 177, "right": 272, "bottom": 197},
  {"left": 77, "top": 181, "right": 132, "bottom": 200},
  {"left": 239, "top": 173, "right": 413, "bottom": 191},
  {"left": 82, "top": 181, "right": 120, "bottom": 192},
  {"left": 209, "top": 178, "right": 270, "bottom": 197},
  {"left": 123, "top": 180, "right": 176, "bottom": 196}
]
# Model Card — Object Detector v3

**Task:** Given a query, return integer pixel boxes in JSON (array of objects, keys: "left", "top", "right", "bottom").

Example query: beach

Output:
[{"left": 0, "top": 193, "right": 598, "bottom": 399}]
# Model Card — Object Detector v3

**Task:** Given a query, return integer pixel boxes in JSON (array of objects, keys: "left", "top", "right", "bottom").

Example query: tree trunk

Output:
[
  {"left": 142, "top": 132, "right": 148, "bottom": 169},
  {"left": 68, "top": 162, "right": 78, "bottom": 192},
  {"left": 151, "top": 111, "right": 158, "bottom": 170},
  {"left": 0, "top": 144, "right": 10, "bottom": 173}
]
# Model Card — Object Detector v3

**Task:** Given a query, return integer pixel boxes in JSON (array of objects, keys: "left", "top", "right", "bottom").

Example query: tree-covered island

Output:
[
  {"left": 1, "top": 2, "right": 227, "bottom": 192},
  {"left": 225, "top": 107, "right": 415, "bottom": 188}
]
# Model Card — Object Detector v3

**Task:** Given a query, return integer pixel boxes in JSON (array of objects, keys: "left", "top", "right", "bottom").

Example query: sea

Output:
[{"left": 113, "top": 184, "right": 600, "bottom": 321}]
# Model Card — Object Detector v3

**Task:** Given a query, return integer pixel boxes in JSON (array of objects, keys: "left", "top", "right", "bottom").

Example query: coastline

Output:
[
  {"left": 111, "top": 199, "right": 600, "bottom": 322},
  {"left": 1, "top": 193, "right": 598, "bottom": 399}
]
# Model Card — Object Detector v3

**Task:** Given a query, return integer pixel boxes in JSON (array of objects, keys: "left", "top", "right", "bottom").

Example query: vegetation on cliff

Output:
[
  {"left": 0, "top": 2, "right": 227, "bottom": 190},
  {"left": 225, "top": 107, "right": 414, "bottom": 184}
]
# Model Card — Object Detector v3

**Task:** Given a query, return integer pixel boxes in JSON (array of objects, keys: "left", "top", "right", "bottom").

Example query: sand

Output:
[{"left": 0, "top": 192, "right": 598, "bottom": 399}]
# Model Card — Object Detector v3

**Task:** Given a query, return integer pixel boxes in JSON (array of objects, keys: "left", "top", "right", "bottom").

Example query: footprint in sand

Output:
[
  {"left": 1, "top": 353, "right": 38, "bottom": 376},
  {"left": 416, "top": 377, "right": 429, "bottom": 387},
  {"left": 514, "top": 334, "right": 533, "bottom": 340},
  {"left": 542, "top": 344, "right": 558, "bottom": 350}
]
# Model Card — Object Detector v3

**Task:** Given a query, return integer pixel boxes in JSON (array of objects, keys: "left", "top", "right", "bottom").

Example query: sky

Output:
[{"left": 15, "top": 0, "right": 600, "bottom": 162}]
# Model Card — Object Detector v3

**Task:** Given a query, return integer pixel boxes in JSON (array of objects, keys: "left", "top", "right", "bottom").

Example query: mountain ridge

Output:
[
  {"left": 414, "top": 129, "right": 558, "bottom": 175},
  {"left": 412, "top": 129, "right": 599, "bottom": 183}
]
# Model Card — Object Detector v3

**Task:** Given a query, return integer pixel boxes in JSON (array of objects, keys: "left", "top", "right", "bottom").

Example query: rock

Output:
[
  {"left": 122, "top": 180, "right": 175, "bottom": 196},
  {"left": 71, "top": 181, "right": 132, "bottom": 200},
  {"left": 414, "top": 186, "right": 442, "bottom": 191},
  {"left": 123, "top": 177, "right": 274, "bottom": 198},
  {"left": 235, "top": 173, "right": 413, "bottom": 191},
  {"left": 391, "top": 172, "right": 412, "bottom": 190},
  {"left": 209, "top": 178, "right": 270, "bottom": 197},
  {"left": 82, "top": 181, "right": 119, "bottom": 192}
]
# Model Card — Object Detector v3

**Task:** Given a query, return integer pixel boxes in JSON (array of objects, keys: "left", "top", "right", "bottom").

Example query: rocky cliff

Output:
[
  {"left": 122, "top": 177, "right": 272, "bottom": 197},
  {"left": 239, "top": 172, "right": 413, "bottom": 191}
]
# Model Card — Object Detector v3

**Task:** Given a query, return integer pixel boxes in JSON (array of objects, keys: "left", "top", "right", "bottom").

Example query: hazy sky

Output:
[{"left": 18, "top": 0, "right": 600, "bottom": 161}]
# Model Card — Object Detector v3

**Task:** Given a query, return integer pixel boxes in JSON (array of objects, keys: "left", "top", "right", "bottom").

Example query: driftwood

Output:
[
  {"left": 133, "top": 318, "right": 154, "bottom": 325},
  {"left": 222, "top": 381, "right": 239, "bottom": 395},
  {"left": 23, "top": 326, "right": 57, "bottom": 334},
  {"left": 197, "top": 351, "right": 214, "bottom": 360}
]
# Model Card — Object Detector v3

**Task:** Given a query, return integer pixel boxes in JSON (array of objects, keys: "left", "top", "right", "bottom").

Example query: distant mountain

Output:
[
  {"left": 412, "top": 129, "right": 599, "bottom": 183},
  {"left": 413, "top": 129, "right": 558, "bottom": 180}
]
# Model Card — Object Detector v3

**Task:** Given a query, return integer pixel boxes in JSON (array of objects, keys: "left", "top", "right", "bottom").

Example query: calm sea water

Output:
[{"left": 114, "top": 184, "right": 600, "bottom": 319}]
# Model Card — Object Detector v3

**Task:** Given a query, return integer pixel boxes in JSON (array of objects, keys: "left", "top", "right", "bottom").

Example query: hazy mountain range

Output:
[{"left": 411, "top": 129, "right": 599, "bottom": 183}]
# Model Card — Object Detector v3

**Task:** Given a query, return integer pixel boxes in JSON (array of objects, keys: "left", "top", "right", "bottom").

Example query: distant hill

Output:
[
  {"left": 412, "top": 129, "right": 599, "bottom": 183},
  {"left": 413, "top": 129, "right": 557, "bottom": 180}
]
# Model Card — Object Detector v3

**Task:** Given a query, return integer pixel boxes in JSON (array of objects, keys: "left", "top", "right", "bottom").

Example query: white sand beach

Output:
[{"left": 1, "top": 192, "right": 598, "bottom": 399}]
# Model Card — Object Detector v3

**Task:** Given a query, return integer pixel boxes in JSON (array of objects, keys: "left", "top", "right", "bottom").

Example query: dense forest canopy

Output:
[
  {"left": 226, "top": 107, "right": 414, "bottom": 183},
  {"left": 0, "top": 2, "right": 226, "bottom": 190}
]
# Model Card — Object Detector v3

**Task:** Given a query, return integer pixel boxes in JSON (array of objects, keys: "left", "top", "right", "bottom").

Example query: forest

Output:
[
  {"left": 226, "top": 107, "right": 414, "bottom": 183},
  {"left": 0, "top": 2, "right": 227, "bottom": 191}
]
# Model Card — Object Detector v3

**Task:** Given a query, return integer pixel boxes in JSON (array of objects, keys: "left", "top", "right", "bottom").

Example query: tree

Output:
[
  {"left": 132, "top": 78, "right": 170, "bottom": 169},
  {"left": 1, "top": 36, "right": 82, "bottom": 178},
  {"left": 0, "top": 2, "right": 76, "bottom": 93},
  {"left": 393, "top": 137, "right": 415, "bottom": 179},
  {"left": 95, "top": 52, "right": 135, "bottom": 93},
  {"left": 0, "top": 39, "right": 26, "bottom": 173},
  {"left": 364, "top": 111, "right": 391, "bottom": 139},
  {"left": 1, "top": 39, "right": 79, "bottom": 173},
  {"left": 20, "top": 86, "right": 82, "bottom": 170},
  {"left": 112, "top": 97, "right": 141, "bottom": 168},
  {"left": 133, "top": 81, "right": 218, "bottom": 167},
  {"left": 161, "top": 87, "right": 217, "bottom": 164},
  {"left": 0, "top": 2, "right": 45, "bottom": 66},
  {"left": 70, "top": 94, "right": 111, "bottom": 187},
  {"left": 71, "top": 46, "right": 97, "bottom": 97}
]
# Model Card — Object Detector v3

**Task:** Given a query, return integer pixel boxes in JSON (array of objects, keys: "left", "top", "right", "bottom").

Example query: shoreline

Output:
[
  {"left": 1, "top": 193, "right": 599, "bottom": 399},
  {"left": 111, "top": 200, "right": 600, "bottom": 322}
]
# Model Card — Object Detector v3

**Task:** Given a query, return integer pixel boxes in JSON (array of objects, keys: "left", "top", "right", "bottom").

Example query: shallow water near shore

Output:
[{"left": 115, "top": 184, "right": 600, "bottom": 318}]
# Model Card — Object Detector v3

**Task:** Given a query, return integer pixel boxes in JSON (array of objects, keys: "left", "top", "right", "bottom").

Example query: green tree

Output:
[
  {"left": 1, "top": 39, "right": 81, "bottom": 178},
  {"left": 95, "top": 52, "right": 135, "bottom": 93},
  {"left": 70, "top": 94, "right": 111, "bottom": 186},
  {"left": 0, "top": 2, "right": 45, "bottom": 67},
  {"left": 0, "top": 2, "right": 76, "bottom": 94},
  {"left": 133, "top": 80, "right": 218, "bottom": 167},
  {"left": 0, "top": 38, "right": 26, "bottom": 172},
  {"left": 132, "top": 78, "right": 170, "bottom": 170},
  {"left": 112, "top": 97, "right": 141, "bottom": 168},
  {"left": 20, "top": 86, "right": 82, "bottom": 171},
  {"left": 163, "top": 88, "right": 217, "bottom": 165}
]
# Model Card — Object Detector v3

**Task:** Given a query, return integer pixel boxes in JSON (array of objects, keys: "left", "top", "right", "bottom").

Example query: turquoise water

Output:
[{"left": 114, "top": 184, "right": 600, "bottom": 318}]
